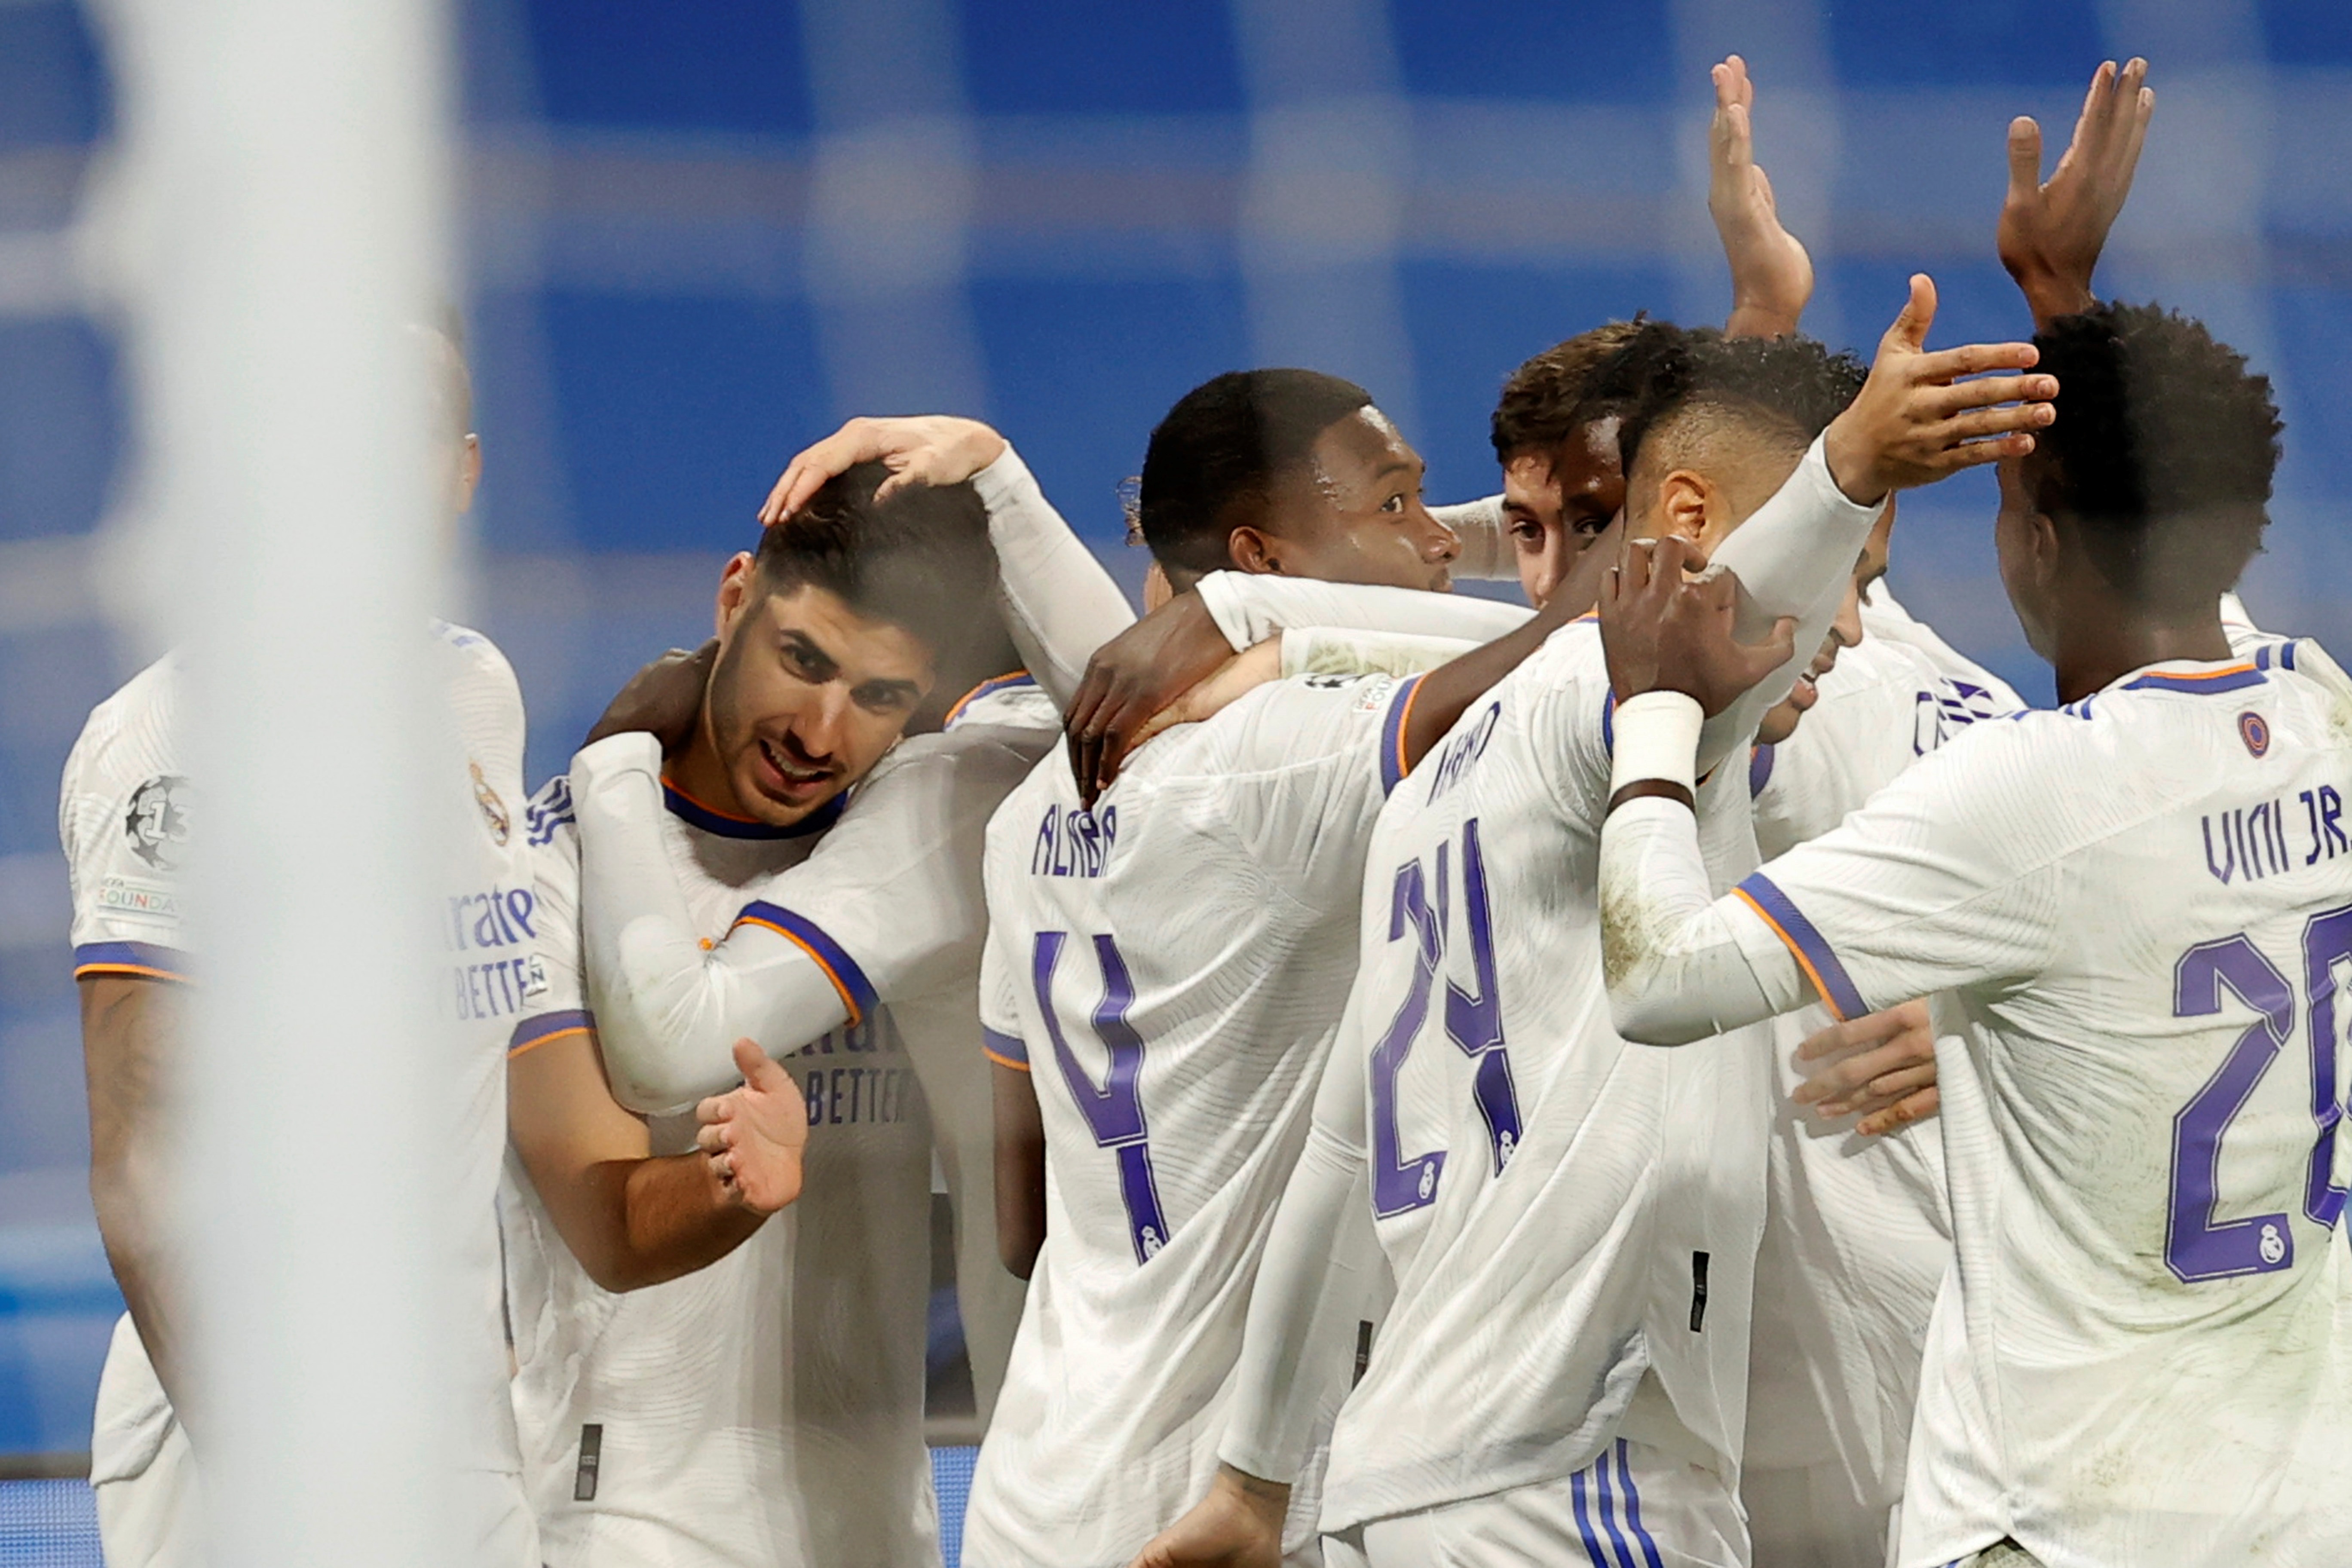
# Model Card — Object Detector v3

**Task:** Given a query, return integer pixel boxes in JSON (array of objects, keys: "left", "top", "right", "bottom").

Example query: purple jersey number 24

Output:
[
  {"left": 1370, "top": 818, "right": 1524, "bottom": 1218},
  {"left": 1033, "top": 930, "right": 1171, "bottom": 1265},
  {"left": 2166, "top": 903, "right": 2352, "bottom": 1283}
]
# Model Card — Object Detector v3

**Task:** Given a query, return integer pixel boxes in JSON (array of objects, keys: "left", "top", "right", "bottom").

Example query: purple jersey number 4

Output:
[
  {"left": 1371, "top": 818, "right": 1524, "bottom": 1218},
  {"left": 1033, "top": 930, "right": 1171, "bottom": 1265},
  {"left": 2166, "top": 903, "right": 2352, "bottom": 1283}
]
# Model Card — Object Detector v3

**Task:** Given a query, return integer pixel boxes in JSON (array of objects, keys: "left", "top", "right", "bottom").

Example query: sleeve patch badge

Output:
[{"left": 123, "top": 775, "right": 192, "bottom": 872}]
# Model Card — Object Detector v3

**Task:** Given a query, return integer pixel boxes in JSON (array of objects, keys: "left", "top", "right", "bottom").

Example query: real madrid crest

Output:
[
  {"left": 471, "top": 761, "right": 511, "bottom": 845},
  {"left": 122, "top": 775, "right": 191, "bottom": 871}
]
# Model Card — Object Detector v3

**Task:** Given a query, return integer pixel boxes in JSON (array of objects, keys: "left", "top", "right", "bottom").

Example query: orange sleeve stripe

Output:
[
  {"left": 74, "top": 962, "right": 191, "bottom": 985},
  {"left": 983, "top": 1046, "right": 1032, "bottom": 1072},
  {"left": 733, "top": 916, "right": 867, "bottom": 1027},
  {"left": 506, "top": 1025, "right": 594, "bottom": 1059},
  {"left": 1730, "top": 886, "right": 1849, "bottom": 1023},
  {"left": 1392, "top": 678, "right": 1423, "bottom": 781}
]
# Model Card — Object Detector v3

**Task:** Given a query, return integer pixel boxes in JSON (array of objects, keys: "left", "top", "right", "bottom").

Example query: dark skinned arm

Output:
[
  {"left": 992, "top": 1060, "right": 1047, "bottom": 1279},
  {"left": 1708, "top": 55, "right": 1814, "bottom": 340},
  {"left": 1998, "top": 58, "right": 2153, "bottom": 329},
  {"left": 1397, "top": 516, "right": 1627, "bottom": 771},
  {"left": 80, "top": 974, "right": 195, "bottom": 1427},
  {"left": 583, "top": 640, "right": 718, "bottom": 755}
]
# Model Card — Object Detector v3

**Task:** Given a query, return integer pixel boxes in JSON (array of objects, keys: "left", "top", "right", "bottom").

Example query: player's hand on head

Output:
[
  {"left": 1600, "top": 536, "right": 1796, "bottom": 714},
  {"left": 1822, "top": 275, "right": 2058, "bottom": 505},
  {"left": 1998, "top": 58, "right": 2153, "bottom": 325},
  {"left": 1066, "top": 590, "right": 1236, "bottom": 805},
  {"left": 585, "top": 640, "right": 717, "bottom": 755},
  {"left": 1793, "top": 998, "right": 1941, "bottom": 1136},
  {"left": 1708, "top": 54, "right": 1813, "bottom": 339},
  {"left": 696, "top": 1039, "right": 809, "bottom": 1216},
  {"left": 1125, "top": 637, "right": 1284, "bottom": 755},
  {"left": 1124, "top": 1466, "right": 1288, "bottom": 1568},
  {"left": 758, "top": 415, "right": 1008, "bottom": 524}
]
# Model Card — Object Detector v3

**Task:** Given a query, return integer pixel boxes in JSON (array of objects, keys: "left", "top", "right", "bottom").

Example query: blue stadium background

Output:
[{"left": 3, "top": 0, "right": 2349, "bottom": 1534}]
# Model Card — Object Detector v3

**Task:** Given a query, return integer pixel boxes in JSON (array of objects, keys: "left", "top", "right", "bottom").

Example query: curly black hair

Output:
[
  {"left": 1616, "top": 329, "right": 1864, "bottom": 480},
  {"left": 2024, "top": 301, "right": 2280, "bottom": 609},
  {"left": 1136, "top": 368, "right": 1375, "bottom": 584}
]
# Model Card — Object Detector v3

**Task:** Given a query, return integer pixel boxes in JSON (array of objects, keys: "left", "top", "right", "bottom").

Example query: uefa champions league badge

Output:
[
  {"left": 123, "top": 775, "right": 192, "bottom": 871},
  {"left": 2239, "top": 710, "right": 2271, "bottom": 759}
]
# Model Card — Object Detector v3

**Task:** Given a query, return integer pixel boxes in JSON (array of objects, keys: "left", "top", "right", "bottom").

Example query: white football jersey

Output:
[
  {"left": 504, "top": 749, "right": 952, "bottom": 1566},
  {"left": 1728, "top": 646, "right": 2352, "bottom": 1566},
  {"left": 59, "top": 625, "right": 533, "bottom": 1491},
  {"left": 965, "top": 670, "right": 1422, "bottom": 1568},
  {"left": 1316, "top": 617, "right": 1771, "bottom": 1534},
  {"left": 1740, "top": 614, "right": 2021, "bottom": 1567}
]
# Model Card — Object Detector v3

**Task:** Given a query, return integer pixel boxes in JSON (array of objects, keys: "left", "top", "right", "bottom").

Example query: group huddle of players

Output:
[{"left": 58, "top": 54, "right": 2352, "bottom": 1568}]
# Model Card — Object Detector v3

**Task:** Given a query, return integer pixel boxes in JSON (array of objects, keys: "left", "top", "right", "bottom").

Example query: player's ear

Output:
[
  {"left": 714, "top": 552, "right": 759, "bottom": 639},
  {"left": 2031, "top": 508, "right": 2069, "bottom": 588},
  {"left": 1655, "top": 469, "right": 1711, "bottom": 543},
  {"left": 1227, "top": 525, "right": 1280, "bottom": 576}
]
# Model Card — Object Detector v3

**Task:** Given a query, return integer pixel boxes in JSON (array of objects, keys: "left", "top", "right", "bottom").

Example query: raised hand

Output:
[
  {"left": 695, "top": 1039, "right": 810, "bottom": 1216},
  {"left": 1124, "top": 1467, "right": 1288, "bottom": 1568},
  {"left": 1999, "top": 58, "right": 2154, "bottom": 328},
  {"left": 1709, "top": 54, "right": 1813, "bottom": 340},
  {"left": 1065, "top": 591, "right": 1237, "bottom": 804},
  {"left": 757, "top": 415, "right": 1008, "bottom": 524},
  {"left": 585, "top": 640, "right": 717, "bottom": 754},
  {"left": 1600, "top": 536, "right": 1796, "bottom": 713},
  {"left": 1792, "top": 999, "right": 1941, "bottom": 1136},
  {"left": 1822, "top": 275, "right": 2057, "bottom": 506}
]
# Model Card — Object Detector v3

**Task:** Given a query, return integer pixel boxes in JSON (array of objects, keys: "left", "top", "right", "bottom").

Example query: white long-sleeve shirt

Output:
[
  {"left": 1210, "top": 436, "right": 1886, "bottom": 1531},
  {"left": 1600, "top": 643, "right": 2352, "bottom": 1567}
]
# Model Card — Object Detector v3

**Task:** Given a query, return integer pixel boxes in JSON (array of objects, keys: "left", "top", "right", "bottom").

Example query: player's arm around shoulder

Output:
[
  {"left": 1212, "top": 671, "right": 1430, "bottom": 906},
  {"left": 505, "top": 782, "right": 798, "bottom": 1290}
]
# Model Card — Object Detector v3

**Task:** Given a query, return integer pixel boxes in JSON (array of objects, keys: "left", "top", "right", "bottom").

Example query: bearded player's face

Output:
[{"left": 701, "top": 567, "right": 936, "bottom": 827}]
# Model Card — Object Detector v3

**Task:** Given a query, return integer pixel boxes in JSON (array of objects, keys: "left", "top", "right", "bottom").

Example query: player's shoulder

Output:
[
  {"left": 941, "top": 672, "right": 1060, "bottom": 738},
  {"left": 65, "top": 653, "right": 186, "bottom": 797},
  {"left": 1934, "top": 655, "right": 2284, "bottom": 821},
  {"left": 854, "top": 721, "right": 1054, "bottom": 830},
  {"left": 521, "top": 772, "right": 579, "bottom": 854},
  {"left": 1144, "top": 669, "right": 1402, "bottom": 781},
  {"left": 1812, "top": 633, "right": 2019, "bottom": 753},
  {"left": 1508, "top": 613, "right": 1608, "bottom": 698},
  {"left": 430, "top": 619, "right": 522, "bottom": 703}
]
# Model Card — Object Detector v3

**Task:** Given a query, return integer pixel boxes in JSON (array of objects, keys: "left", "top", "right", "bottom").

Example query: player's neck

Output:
[
  {"left": 666, "top": 732, "right": 748, "bottom": 819},
  {"left": 2050, "top": 599, "right": 2236, "bottom": 704}
]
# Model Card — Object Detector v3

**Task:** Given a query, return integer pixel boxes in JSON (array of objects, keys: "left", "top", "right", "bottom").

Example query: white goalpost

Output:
[{"left": 83, "top": 0, "right": 472, "bottom": 1560}]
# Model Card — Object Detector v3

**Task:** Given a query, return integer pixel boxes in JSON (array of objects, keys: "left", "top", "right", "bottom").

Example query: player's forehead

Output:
[{"left": 1302, "top": 407, "right": 1422, "bottom": 505}]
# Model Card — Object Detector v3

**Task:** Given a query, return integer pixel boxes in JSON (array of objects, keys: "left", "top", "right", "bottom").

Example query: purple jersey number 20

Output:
[
  {"left": 2166, "top": 903, "right": 2352, "bottom": 1283},
  {"left": 1034, "top": 930, "right": 1170, "bottom": 1264},
  {"left": 1371, "top": 818, "right": 1523, "bottom": 1218}
]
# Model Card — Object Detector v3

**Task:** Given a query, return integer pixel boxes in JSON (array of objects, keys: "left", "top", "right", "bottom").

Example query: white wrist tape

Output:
[{"left": 1609, "top": 690, "right": 1706, "bottom": 800}]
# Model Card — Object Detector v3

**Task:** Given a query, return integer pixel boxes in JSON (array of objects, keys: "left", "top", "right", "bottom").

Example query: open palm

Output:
[{"left": 695, "top": 1038, "right": 810, "bottom": 1216}]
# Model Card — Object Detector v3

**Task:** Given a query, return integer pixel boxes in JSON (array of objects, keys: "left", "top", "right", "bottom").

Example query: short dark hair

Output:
[
  {"left": 1489, "top": 320, "right": 1653, "bottom": 462},
  {"left": 753, "top": 461, "right": 995, "bottom": 662},
  {"left": 2024, "top": 301, "right": 2280, "bottom": 609},
  {"left": 1618, "top": 330, "right": 1864, "bottom": 481},
  {"left": 1136, "top": 369, "right": 1375, "bottom": 582}
]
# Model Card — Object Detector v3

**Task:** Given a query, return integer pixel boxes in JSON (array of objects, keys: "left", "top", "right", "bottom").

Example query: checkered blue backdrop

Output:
[{"left": 3, "top": 0, "right": 2350, "bottom": 1467}]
